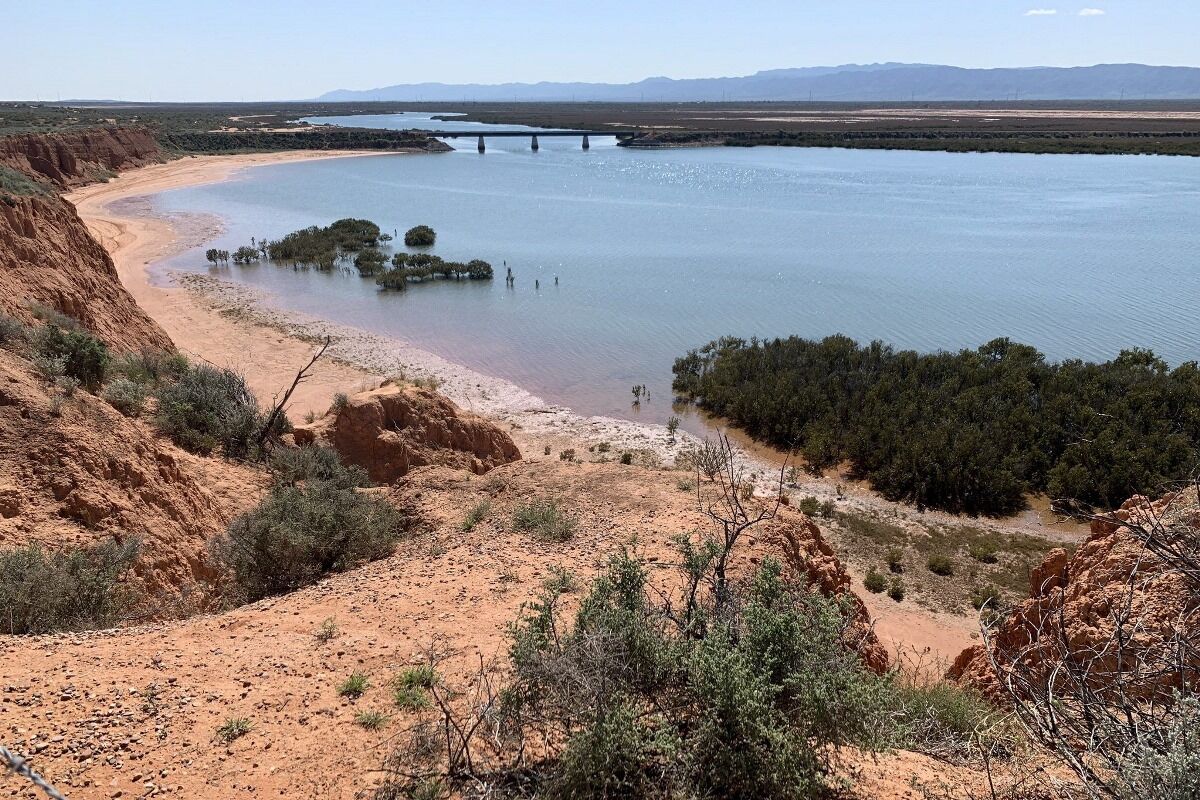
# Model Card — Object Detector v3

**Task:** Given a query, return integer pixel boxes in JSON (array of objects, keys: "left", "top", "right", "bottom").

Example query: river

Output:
[{"left": 151, "top": 111, "right": 1200, "bottom": 433}]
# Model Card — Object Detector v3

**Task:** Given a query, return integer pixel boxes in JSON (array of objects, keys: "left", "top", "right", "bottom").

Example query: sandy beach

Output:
[{"left": 68, "top": 150, "right": 1086, "bottom": 555}]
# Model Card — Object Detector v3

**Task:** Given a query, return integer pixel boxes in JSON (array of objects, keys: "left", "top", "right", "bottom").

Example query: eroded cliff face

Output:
[
  {"left": 0, "top": 126, "right": 171, "bottom": 352},
  {"left": 0, "top": 126, "right": 160, "bottom": 186},
  {"left": 0, "top": 349, "right": 264, "bottom": 605},
  {"left": 949, "top": 492, "right": 1200, "bottom": 698},
  {"left": 0, "top": 192, "right": 172, "bottom": 351}
]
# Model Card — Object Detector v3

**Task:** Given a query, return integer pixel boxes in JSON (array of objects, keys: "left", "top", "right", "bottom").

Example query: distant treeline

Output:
[
  {"left": 673, "top": 335, "right": 1200, "bottom": 516},
  {"left": 626, "top": 130, "right": 1200, "bottom": 156},
  {"left": 158, "top": 128, "right": 449, "bottom": 155}
]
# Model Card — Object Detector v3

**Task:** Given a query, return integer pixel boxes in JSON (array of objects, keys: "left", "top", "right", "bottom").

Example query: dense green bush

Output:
[
  {"left": 502, "top": 553, "right": 895, "bottom": 799},
  {"left": 32, "top": 324, "right": 109, "bottom": 391},
  {"left": 674, "top": 335, "right": 1200, "bottom": 515},
  {"left": 403, "top": 225, "right": 436, "bottom": 247},
  {"left": 353, "top": 248, "right": 387, "bottom": 276},
  {"left": 211, "top": 479, "right": 404, "bottom": 603},
  {"left": 863, "top": 568, "right": 887, "bottom": 593},
  {"left": 0, "top": 539, "right": 139, "bottom": 634},
  {"left": 154, "top": 363, "right": 281, "bottom": 457},
  {"left": 265, "top": 218, "right": 380, "bottom": 267},
  {"left": 927, "top": 554, "right": 955, "bottom": 576},
  {"left": 376, "top": 254, "right": 493, "bottom": 290}
]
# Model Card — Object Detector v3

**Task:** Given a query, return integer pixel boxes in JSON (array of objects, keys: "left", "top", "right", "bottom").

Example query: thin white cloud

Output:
[
  {"left": 1024, "top": 8, "right": 1059, "bottom": 16},
  {"left": 1078, "top": 8, "right": 1106, "bottom": 15}
]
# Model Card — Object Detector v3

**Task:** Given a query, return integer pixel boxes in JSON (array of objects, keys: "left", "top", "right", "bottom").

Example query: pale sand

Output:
[{"left": 68, "top": 150, "right": 1085, "bottom": 556}]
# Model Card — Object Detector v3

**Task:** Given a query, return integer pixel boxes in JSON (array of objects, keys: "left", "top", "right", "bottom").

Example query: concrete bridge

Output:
[{"left": 420, "top": 129, "right": 639, "bottom": 152}]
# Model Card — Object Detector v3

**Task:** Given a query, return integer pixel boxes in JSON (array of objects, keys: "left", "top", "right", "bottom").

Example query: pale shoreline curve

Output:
[{"left": 67, "top": 151, "right": 1082, "bottom": 551}]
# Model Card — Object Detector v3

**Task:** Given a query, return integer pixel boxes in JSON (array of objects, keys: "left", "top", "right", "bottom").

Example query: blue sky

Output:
[{"left": 4, "top": 0, "right": 1196, "bottom": 101}]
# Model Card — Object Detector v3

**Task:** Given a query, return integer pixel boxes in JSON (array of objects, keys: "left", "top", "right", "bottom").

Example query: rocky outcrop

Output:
[
  {"left": 0, "top": 192, "right": 172, "bottom": 351},
  {"left": 0, "top": 349, "right": 251, "bottom": 605},
  {"left": 293, "top": 382, "right": 521, "bottom": 483},
  {"left": 0, "top": 127, "right": 160, "bottom": 187},
  {"left": 949, "top": 492, "right": 1199, "bottom": 698}
]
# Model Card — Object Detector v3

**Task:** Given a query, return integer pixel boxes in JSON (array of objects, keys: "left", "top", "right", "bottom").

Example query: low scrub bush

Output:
[
  {"left": 216, "top": 717, "right": 252, "bottom": 743},
  {"left": 339, "top": 672, "right": 370, "bottom": 699},
  {"left": 895, "top": 680, "right": 1014, "bottom": 761},
  {"left": 268, "top": 445, "right": 368, "bottom": 489},
  {"left": 863, "top": 568, "right": 887, "bottom": 593},
  {"left": 111, "top": 350, "right": 189, "bottom": 386},
  {"left": 356, "top": 710, "right": 390, "bottom": 730},
  {"left": 888, "top": 577, "right": 906, "bottom": 602},
  {"left": 102, "top": 378, "right": 149, "bottom": 417},
  {"left": 211, "top": 479, "right": 404, "bottom": 603},
  {"left": 886, "top": 547, "right": 905, "bottom": 573},
  {"left": 513, "top": 499, "right": 577, "bottom": 542},
  {"left": 927, "top": 554, "right": 954, "bottom": 576},
  {"left": 461, "top": 499, "right": 491, "bottom": 532},
  {"left": 0, "top": 539, "right": 140, "bottom": 635},
  {"left": 0, "top": 313, "right": 27, "bottom": 349},
  {"left": 155, "top": 363, "right": 281, "bottom": 457},
  {"left": 31, "top": 324, "right": 109, "bottom": 391},
  {"left": 799, "top": 495, "right": 821, "bottom": 516}
]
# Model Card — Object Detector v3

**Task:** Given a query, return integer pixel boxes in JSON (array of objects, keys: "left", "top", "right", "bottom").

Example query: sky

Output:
[{"left": 4, "top": 0, "right": 1198, "bottom": 101}]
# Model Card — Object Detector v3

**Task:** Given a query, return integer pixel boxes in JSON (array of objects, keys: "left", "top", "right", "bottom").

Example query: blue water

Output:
[{"left": 154, "top": 112, "right": 1200, "bottom": 430}]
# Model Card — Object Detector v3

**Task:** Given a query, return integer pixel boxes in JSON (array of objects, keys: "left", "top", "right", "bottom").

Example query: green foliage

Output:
[
  {"left": 504, "top": 552, "right": 897, "bottom": 799},
  {"left": 863, "top": 568, "right": 887, "bottom": 593},
  {"left": 314, "top": 617, "right": 339, "bottom": 643},
  {"left": 268, "top": 445, "right": 369, "bottom": 489},
  {"left": 0, "top": 313, "right": 27, "bottom": 348},
  {"left": 0, "top": 164, "right": 51, "bottom": 200},
  {"left": 894, "top": 681, "right": 1012, "bottom": 760},
  {"left": 102, "top": 378, "right": 148, "bottom": 417},
  {"left": 392, "top": 668, "right": 437, "bottom": 710},
  {"left": 461, "top": 499, "right": 491, "bottom": 532},
  {"left": 211, "top": 479, "right": 404, "bottom": 603},
  {"left": 513, "top": 499, "right": 577, "bottom": 542},
  {"left": 376, "top": 253, "right": 493, "bottom": 290},
  {"left": 619, "top": 452, "right": 634, "bottom": 465},
  {"left": 1116, "top": 695, "right": 1200, "bottom": 800},
  {"left": 356, "top": 710, "right": 390, "bottom": 730},
  {"left": 31, "top": 324, "right": 109, "bottom": 391},
  {"left": 232, "top": 246, "right": 260, "bottom": 264},
  {"left": 0, "top": 539, "right": 140, "bottom": 635},
  {"left": 216, "top": 717, "right": 252, "bottom": 743},
  {"left": 798, "top": 495, "right": 821, "bottom": 516},
  {"left": 339, "top": 672, "right": 370, "bottom": 699},
  {"left": 927, "top": 554, "right": 955, "bottom": 576},
  {"left": 154, "top": 363, "right": 277, "bottom": 457},
  {"left": 265, "top": 218, "right": 380, "bottom": 267},
  {"left": 404, "top": 225, "right": 436, "bottom": 247},
  {"left": 886, "top": 547, "right": 905, "bottom": 573},
  {"left": 354, "top": 248, "right": 388, "bottom": 276},
  {"left": 968, "top": 540, "right": 1000, "bottom": 564},
  {"left": 674, "top": 335, "right": 1200, "bottom": 515},
  {"left": 888, "top": 577, "right": 906, "bottom": 602},
  {"left": 110, "top": 350, "right": 189, "bottom": 386}
]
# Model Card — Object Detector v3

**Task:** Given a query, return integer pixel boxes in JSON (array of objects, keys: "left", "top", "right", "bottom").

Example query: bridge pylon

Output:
[
  {"left": 531, "top": 135, "right": 539, "bottom": 152},
  {"left": 582, "top": 134, "right": 590, "bottom": 150},
  {"left": 477, "top": 135, "right": 485, "bottom": 153}
]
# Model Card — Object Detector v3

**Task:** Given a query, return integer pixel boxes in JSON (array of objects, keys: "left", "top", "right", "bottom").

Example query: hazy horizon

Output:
[{"left": 6, "top": 1, "right": 1200, "bottom": 102}]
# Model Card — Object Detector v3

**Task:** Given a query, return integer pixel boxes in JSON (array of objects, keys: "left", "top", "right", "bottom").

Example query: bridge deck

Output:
[{"left": 420, "top": 130, "right": 635, "bottom": 138}]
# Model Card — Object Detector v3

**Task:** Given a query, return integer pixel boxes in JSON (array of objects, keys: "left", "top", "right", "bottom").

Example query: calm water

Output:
[{"left": 154, "top": 113, "right": 1200, "bottom": 429}]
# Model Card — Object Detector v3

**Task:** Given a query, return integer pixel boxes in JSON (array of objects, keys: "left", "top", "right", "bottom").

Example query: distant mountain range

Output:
[{"left": 316, "top": 63, "right": 1200, "bottom": 103}]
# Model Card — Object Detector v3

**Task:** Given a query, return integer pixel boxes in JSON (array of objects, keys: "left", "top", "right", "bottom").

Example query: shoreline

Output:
[{"left": 68, "top": 150, "right": 1086, "bottom": 546}]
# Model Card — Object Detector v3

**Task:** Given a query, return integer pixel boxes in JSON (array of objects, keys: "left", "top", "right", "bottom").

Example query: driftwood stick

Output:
[{"left": 256, "top": 336, "right": 331, "bottom": 449}]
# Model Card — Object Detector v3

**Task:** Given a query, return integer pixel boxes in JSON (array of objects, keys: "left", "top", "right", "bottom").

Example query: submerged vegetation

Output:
[
  {"left": 234, "top": 218, "right": 493, "bottom": 290},
  {"left": 674, "top": 335, "right": 1200, "bottom": 516}
]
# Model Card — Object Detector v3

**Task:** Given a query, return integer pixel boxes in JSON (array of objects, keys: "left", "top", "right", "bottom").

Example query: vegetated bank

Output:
[
  {"left": 623, "top": 129, "right": 1200, "bottom": 155},
  {"left": 672, "top": 334, "right": 1200, "bottom": 516},
  {"left": 219, "top": 218, "right": 495, "bottom": 288}
]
